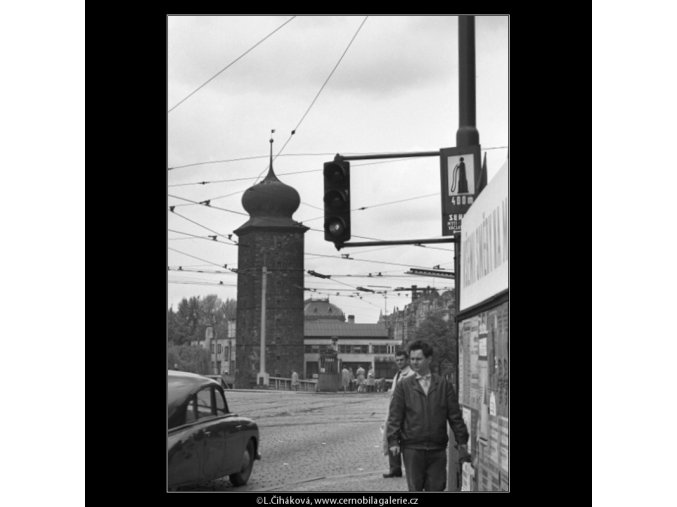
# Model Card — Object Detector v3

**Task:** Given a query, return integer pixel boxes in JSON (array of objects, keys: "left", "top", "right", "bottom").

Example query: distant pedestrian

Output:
[
  {"left": 355, "top": 366, "right": 366, "bottom": 393},
  {"left": 382, "top": 349, "right": 414, "bottom": 479},
  {"left": 386, "top": 340, "right": 469, "bottom": 491},
  {"left": 291, "top": 371, "right": 299, "bottom": 392},
  {"left": 341, "top": 367, "right": 351, "bottom": 392},
  {"left": 366, "top": 370, "right": 376, "bottom": 393}
]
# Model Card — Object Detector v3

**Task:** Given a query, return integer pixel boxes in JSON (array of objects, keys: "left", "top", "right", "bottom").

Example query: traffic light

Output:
[{"left": 323, "top": 158, "right": 351, "bottom": 247}]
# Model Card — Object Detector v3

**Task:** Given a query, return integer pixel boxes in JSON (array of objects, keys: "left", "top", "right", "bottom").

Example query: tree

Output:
[
  {"left": 167, "top": 306, "right": 180, "bottom": 344},
  {"left": 168, "top": 295, "right": 237, "bottom": 345},
  {"left": 168, "top": 344, "right": 211, "bottom": 374}
]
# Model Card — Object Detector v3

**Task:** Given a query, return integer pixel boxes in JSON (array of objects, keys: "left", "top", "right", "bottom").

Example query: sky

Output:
[{"left": 168, "top": 15, "right": 509, "bottom": 323}]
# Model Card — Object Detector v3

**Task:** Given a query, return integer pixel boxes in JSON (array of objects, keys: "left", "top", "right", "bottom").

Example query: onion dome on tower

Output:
[{"left": 237, "top": 135, "right": 304, "bottom": 231}]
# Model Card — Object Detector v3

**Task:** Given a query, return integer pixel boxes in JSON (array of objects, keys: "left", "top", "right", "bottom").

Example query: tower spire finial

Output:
[{"left": 268, "top": 129, "right": 275, "bottom": 175}]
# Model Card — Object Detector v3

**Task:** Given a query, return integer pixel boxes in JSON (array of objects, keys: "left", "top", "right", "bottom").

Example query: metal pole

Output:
[
  {"left": 213, "top": 324, "right": 217, "bottom": 375},
  {"left": 340, "top": 150, "right": 440, "bottom": 161},
  {"left": 260, "top": 266, "right": 267, "bottom": 383},
  {"left": 450, "top": 14, "right": 478, "bottom": 492},
  {"left": 340, "top": 237, "right": 456, "bottom": 248},
  {"left": 457, "top": 15, "right": 479, "bottom": 148}
]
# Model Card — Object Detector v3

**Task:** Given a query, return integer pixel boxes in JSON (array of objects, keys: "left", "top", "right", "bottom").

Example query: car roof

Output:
[{"left": 168, "top": 370, "right": 220, "bottom": 418}]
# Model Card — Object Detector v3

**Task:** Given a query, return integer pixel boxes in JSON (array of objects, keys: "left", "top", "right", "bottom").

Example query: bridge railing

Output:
[{"left": 268, "top": 376, "right": 318, "bottom": 392}]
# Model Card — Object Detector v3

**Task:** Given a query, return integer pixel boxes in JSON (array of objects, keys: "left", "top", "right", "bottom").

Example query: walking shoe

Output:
[{"left": 382, "top": 470, "right": 402, "bottom": 478}]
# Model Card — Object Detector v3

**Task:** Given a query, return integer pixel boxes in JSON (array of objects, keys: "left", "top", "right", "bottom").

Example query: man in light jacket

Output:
[
  {"left": 382, "top": 349, "right": 414, "bottom": 478},
  {"left": 386, "top": 340, "right": 469, "bottom": 491}
]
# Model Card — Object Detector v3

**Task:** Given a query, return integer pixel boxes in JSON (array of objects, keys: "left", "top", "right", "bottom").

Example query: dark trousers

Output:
[
  {"left": 388, "top": 449, "right": 402, "bottom": 474},
  {"left": 402, "top": 448, "right": 447, "bottom": 491}
]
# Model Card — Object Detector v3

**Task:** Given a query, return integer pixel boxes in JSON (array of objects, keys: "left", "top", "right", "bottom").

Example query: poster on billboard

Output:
[
  {"left": 461, "top": 462, "right": 475, "bottom": 491},
  {"left": 460, "top": 306, "right": 509, "bottom": 492},
  {"left": 486, "top": 302, "right": 509, "bottom": 417},
  {"left": 469, "top": 320, "right": 481, "bottom": 410},
  {"left": 460, "top": 160, "right": 509, "bottom": 311},
  {"left": 499, "top": 416, "right": 509, "bottom": 474},
  {"left": 460, "top": 317, "right": 479, "bottom": 407},
  {"left": 462, "top": 407, "right": 473, "bottom": 455},
  {"left": 440, "top": 145, "right": 481, "bottom": 235}
]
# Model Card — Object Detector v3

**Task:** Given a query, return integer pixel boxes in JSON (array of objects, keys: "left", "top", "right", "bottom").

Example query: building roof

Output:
[
  {"left": 304, "top": 298, "right": 345, "bottom": 321},
  {"left": 304, "top": 319, "right": 389, "bottom": 338},
  {"left": 237, "top": 152, "right": 302, "bottom": 230}
]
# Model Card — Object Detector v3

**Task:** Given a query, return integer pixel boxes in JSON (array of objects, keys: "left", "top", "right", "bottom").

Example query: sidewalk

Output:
[{"left": 262, "top": 470, "right": 409, "bottom": 492}]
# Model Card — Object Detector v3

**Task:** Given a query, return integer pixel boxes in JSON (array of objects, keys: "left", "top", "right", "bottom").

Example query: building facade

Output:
[
  {"left": 302, "top": 298, "right": 400, "bottom": 380},
  {"left": 382, "top": 287, "right": 456, "bottom": 345},
  {"left": 190, "top": 320, "right": 236, "bottom": 375}
]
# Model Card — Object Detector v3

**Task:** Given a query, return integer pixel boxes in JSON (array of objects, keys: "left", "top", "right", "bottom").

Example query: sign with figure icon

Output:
[{"left": 440, "top": 145, "right": 481, "bottom": 235}]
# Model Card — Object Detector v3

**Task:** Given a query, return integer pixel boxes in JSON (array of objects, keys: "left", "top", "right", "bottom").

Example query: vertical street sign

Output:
[{"left": 440, "top": 145, "right": 481, "bottom": 235}]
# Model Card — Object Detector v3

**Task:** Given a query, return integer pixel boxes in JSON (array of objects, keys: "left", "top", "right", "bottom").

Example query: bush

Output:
[{"left": 168, "top": 344, "right": 211, "bottom": 374}]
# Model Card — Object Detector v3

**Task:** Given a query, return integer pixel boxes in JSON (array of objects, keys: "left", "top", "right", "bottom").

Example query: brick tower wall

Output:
[{"left": 235, "top": 227, "right": 306, "bottom": 388}]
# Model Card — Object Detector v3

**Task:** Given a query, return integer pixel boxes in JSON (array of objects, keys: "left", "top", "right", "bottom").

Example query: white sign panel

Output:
[{"left": 460, "top": 160, "right": 509, "bottom": 311}]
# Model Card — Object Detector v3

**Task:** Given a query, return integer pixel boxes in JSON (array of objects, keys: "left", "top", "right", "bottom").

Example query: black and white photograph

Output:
[
  {"left": 11, "top": 3, "right": 677, "bottom": 506},
  {"left": 167, "top": 14, "right": 509, "bottom": 493}
]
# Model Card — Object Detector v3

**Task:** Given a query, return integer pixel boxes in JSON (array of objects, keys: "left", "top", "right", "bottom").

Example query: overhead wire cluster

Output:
[{"left": 167, "top": 17, "right": 505, "bottom": 320}]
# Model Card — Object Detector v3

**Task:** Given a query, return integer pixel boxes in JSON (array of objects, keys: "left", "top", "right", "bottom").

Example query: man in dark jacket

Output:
[{"left": 386, "top": 340, "right": 469, "bottom": 491}]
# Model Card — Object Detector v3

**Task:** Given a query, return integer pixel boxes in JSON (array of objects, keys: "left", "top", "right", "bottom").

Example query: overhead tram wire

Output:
[
  {"left": 168, "top": 16, "right": 296, "bottom": 113},
  {"left": 252, "top": 16, "right": 369, "bottom": 184},
  {"left": 168, "top": 194, "right": 248, "bottom": 216},
  {"left": 170, "top": 188, "right": 248, "bottom": 206},
  {"left": 168, "top": 229, "right": 236, "bottom": 245},
  {"left": 169, "top": 197, "right": 451, "bottom": 254},
  {"left": 169, "top": 280, "right": 237, "bottom": 288},
  {"left": 303, "top": 252, "right": 453, "bottom": 271},
  {"left": 301, "top": 226, "right": 454, "bottom": 252},
  {"left": 168, "top": 210, "right": 240, "bottom": 246},
  {"left": 169, "top": 193, "right": 453, "bottom": 260},
  {"left": 169, "top": 155, "right": 336, "bottom": 173},
  {"left": 180, "top": 269, "right": 453, "bottom": 288},
  {"left": 169, "top": 144, "right": 507, "bottom": 181},
  {"left": 168, "top": 247, "right": 232, "bottom": 269},
  {"left": 298, "top": 193, "right": 438, "bottom": 223},
  {"left": 168, "top": 267, "right": 234, "bottom": 274}
]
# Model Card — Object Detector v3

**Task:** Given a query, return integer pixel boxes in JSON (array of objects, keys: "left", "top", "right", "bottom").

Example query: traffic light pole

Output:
[
  {"left": 339, "top": 150, "right": 440, "bottom": 162},
  {"left": 450, "top": 15, "right": 479, "bottom": 492},
  {"left": 340, "top": 236, "right": 455, "bottom": 248},
  {"left": 332, "top": 150, "right": 446, "bottom": 249}
]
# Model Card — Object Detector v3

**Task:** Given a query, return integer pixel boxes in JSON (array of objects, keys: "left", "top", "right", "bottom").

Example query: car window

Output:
[
  {"left": 183, "top": 396, "right": 198, "bottom": 425},
  {"left": 196, "top": 387, "right": 214, "bottom": 418},
  {"left": 215, "top": 388, "right": 228, "bottom": 415}
]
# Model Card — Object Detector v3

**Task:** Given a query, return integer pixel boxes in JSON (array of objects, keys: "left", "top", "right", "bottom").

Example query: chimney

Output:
[{"left": 348, "top": 315, "right": 355, "bottom": 324}]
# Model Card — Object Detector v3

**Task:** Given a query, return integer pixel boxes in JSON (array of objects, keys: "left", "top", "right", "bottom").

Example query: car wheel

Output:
[{"left": 229, "top": 439, "right": 255, "bottom": 486}]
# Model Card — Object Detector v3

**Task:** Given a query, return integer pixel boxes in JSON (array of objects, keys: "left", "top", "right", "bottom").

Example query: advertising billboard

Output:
[{"left": 459, "top": 160, "right": 509, "bottom": 311}]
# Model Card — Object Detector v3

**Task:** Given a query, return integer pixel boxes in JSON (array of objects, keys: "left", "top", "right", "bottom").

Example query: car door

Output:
[
  {"left": 196, "top": 385, "right": 241, "bottom": 480},
  {"left": 168, "top": 395, "right": 204, "bottom": 487},
  {"left": 215, "top": 387, "right": 247, "bottom": 474}
]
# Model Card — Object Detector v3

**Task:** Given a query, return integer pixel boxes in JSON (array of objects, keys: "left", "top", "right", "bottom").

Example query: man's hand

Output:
[
  {"left": 457, "top": 444, "right": 470, "bottom": 464},
  {"left": 389, "top": 445, "right": 400, "bottom": 456}
]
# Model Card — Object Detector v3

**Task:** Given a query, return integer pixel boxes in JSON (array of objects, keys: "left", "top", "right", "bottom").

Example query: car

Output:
[{"left": 168, "top": 370, "right": 261, "bottom": 490}]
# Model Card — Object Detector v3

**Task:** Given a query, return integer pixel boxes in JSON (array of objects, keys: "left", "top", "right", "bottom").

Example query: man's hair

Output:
[
  {"left": 395, "top": 349, "right": 408, "bottom": 359},
  {"left": 408, "top": 340, "right": 433, "bottom": 358}
]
